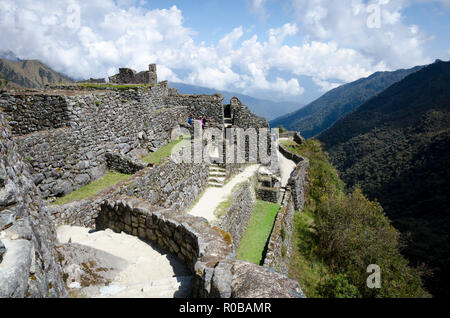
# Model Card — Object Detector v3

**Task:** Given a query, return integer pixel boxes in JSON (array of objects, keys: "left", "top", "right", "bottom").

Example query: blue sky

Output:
[{"left": 0, "top": 0, "right": 449, "bottom": 104}]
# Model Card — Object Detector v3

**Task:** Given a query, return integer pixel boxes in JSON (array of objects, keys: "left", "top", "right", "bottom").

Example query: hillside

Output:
[
  {"left": 317, "top": 60, "right": 450, "bottom": 297},
  {"left": 270, "top": 65, "right": 423, "bottom": 138},
  {"left": 0, "top": 58, "right": 73, "bottom": 88},
  {"left": 169, "top": 82, "right": 302, "bottom": 121}
]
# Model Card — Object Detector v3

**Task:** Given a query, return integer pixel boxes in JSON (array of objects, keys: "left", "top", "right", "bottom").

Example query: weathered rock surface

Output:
[
  {"left": 0, "top": 113, "right": 67, "bottom": 297},
  {"left": 230, "top": 261, "right": 305, "bottom": 298}
]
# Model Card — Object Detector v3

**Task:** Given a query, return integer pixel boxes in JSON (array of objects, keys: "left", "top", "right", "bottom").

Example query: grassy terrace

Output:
[
  {"left": 141, "top": 136, "right": 190, "bottom": 165},
  {"left": 74, "top": 83, "right": 154, "bottom": 90},
  {"left": 236, "top": 200, "right": 281, "bottom": 265},
  {"left": 52, "top": 171, "right": 132, "bottom": 205}
]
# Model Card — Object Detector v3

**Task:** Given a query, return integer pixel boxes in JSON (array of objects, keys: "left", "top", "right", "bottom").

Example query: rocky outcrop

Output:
[{"left": 0, "top": 113, "right": 67, "bottom": 298}]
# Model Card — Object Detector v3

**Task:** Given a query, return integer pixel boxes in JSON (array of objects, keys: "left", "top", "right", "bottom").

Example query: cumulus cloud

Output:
[
  {"left": 291, "top": 0, "right": 433, "bottom": 70},
  {"left": 0, "top": 0, "right": 434, "bottom": 99}
]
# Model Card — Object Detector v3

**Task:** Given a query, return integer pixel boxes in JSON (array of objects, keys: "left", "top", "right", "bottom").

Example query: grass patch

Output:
[
  {"left": 141, "top": 136, "right": 190, "bottom": 165},
  {"left": 288, "top": 209, "right": 330, "bottom": 298},
  {"left": 236, "top": 200, "right": 280, "bottom": 265},
  {"left": 52, "top": 171, "right": 132, "bottom": 205},
  {"left": 213, "top": 181, "right": 246, "bottom": 219},
  {"left": 75, "top": 83, "right": 153, "bottom": 90}
]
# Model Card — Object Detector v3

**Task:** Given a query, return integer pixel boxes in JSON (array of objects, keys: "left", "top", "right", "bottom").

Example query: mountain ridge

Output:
[
  {"left": 317, "top": 60, "right": 450, "bottom": 297},
  {"left": 269, "top": 65, "right": 425, "bottom": 138},
  {"left": 0, "top": 58, "right": 73, "bottom": 88}
]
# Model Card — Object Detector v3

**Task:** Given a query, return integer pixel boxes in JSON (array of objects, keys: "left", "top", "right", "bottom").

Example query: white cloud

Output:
[
  {"left": 0, "top": 0, "right": 434, "bottom": 100},
  {"left": 291, "top": 0, "right": 432, "bottom": 70},
  {"left": 247, "top": 0, "right": 269, "bottom": 21}
]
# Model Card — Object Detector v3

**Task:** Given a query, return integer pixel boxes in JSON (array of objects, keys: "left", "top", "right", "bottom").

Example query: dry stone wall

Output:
[
  {"left": 0, "top": 114, "right": 67, "bottom": 298},
  {"left": 218, "top": 181, "right": 254, "bottom": 251},
  {"left": 262, "top": 190, "right": 295, "bottom": 275},
  {"left": 1, "top": 83, "right": 224, "bottom": 199},
  {"left": 48, "top": 154, "right": 209, "bottom": 228},
  {"left": 96, "top": 196, "right": 305, "bottom": 298}
]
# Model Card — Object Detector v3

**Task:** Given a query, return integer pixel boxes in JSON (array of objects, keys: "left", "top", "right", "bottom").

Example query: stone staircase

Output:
[
  {"left": 208, "top": 164, "right": 227, "bottom": 187},
  {"left": 224, "top": 117, "right": 232, "bottom": 128}
]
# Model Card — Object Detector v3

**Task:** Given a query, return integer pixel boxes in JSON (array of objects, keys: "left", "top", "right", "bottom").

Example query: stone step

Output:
[
  {"left": 209, "top": 166, "right": 226, "bottom": 173},
  {"left": 209, "top": 171, "right": 227, "bottom": 177},
  {"left": 208, "top": 176, "right": 226, "bottom": 183},
  {"left": 208, "top": 181, "right": 224, "bottom": 188}
]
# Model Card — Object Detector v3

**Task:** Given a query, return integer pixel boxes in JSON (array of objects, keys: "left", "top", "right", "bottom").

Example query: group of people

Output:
[{"left": 188, "top": 115, "right": 207, "bottom": 128}]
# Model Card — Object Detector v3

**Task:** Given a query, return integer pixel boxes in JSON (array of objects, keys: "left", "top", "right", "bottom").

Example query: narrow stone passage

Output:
[{"left": 278, "top": 138, "right": 297, "bottom": 187}]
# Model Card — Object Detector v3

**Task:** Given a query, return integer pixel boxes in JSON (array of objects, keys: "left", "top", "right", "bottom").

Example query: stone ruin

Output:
[
  {"left": 109, "top": 64, "right": 157, "bottom": 85},
  {"left": 0, "top": 63, "right": 309, "bottom": 298}
]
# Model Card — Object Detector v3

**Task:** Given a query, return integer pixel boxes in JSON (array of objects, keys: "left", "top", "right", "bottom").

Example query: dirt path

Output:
[
  {"left": 277, "top": 139, "right": 297, "bottom": 187},
  {"left": 188, "top": 164, "right": 260, "bottom": 223},
  {"left": 57, "top": 225, "right": 192, "bottom": 298}
]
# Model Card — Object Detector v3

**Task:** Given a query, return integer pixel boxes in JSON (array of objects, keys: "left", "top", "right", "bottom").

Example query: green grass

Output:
[
  {"left": 236, "top": 200, "right": 281, "bottom": 264},
  {"left": 75, "top": 83, "right": 153, "bottom": 90},
  {"left": 289, "top": 209, "right": 330, "bottom": 298},
  {"left": 52, "top": 171, "right": 132, "bottom": 205},
  {"left": 141, "top": 136, "right": 190, "bottom": 165},
  {"left": 213, "top": 181, "right": 247, "bottom": 219}
]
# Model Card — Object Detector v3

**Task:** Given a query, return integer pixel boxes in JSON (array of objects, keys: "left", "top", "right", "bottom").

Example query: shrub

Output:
[{"left": 317, "top": 274, "right": 360, "bottom": 298}]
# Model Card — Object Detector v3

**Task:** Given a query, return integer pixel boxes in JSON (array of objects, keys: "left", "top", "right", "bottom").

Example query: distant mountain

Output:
[
  {"left": 269, "top": 65, "right": 424, "bottom": 138},
  {"left": 317, "top": 60, "right": 450, "bottom": 297},
  {"left": 0, "top": 58, "right": 73, "bottom": 88},
  {"left": 169, "top": 82, "right": 302, "bottom": 121},
  {"left": 0, "top": 50, "right": 22, "bottom": 62}
]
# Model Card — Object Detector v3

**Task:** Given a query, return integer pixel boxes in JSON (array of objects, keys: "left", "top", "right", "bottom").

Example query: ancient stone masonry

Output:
[
  {"left": 105, "top": 151, "right": 149, "bottom": 175},
  {"left": 96, "top": 196, "right": 305, "bottom": 298},
  {"left": 109, "top": 64, "right": 157, "bottom": 85},
  {"left": 48, "top": 154, "right": 209, "bottom": 228},
  {"left": 0, "top": 82, "right": 210, "bottom": 199},
  {"left": 287, "top": 158, "right": 309, "bottom": 212},
  {"left": 0, "top": 93, "right": 71, "bottom": 135},
  {"left": 262, "top": 190, "right": 295, "bottom": 275},
  {"left": 218, "top": 181, "right": 255, "bottom": 251},
  {"left": 0, "top": 114, "right": 67, "bottom": 298},
  {"left": 0, "top": 63, "right": 308, "bottom": 298}
]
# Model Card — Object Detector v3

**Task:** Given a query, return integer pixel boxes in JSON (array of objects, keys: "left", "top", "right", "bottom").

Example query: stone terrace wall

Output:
[
  {"left": 165, "top": 93, "right": 224, "bottom": 128},
  {"left": 288, "top": 158, "right": 309, "bottom": 211},
  {"left": 218, "top": 181, "right": 254, "bottom": 251},
  {"left": 262, "top": 190, "right": 295, "bottom": 275},
  {"left": 1, "top": 83, "right": 214, "bottom": 199},
  {"left": 0, "top": 114, "right": 67, "bottom": 298},
  {"left": 0, "top": 93, "right": 71, "bottom": 135},
  {"left": 96, "top": 196, "right": 305, "bottom": 298},
  {"left": 48, "top": 156, "right": 209, "bottom": 228}
]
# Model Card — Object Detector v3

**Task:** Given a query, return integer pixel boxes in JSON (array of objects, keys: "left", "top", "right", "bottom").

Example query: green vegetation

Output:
[
  {"left": 317, "top": 61, "right": 450, "bottom": 297},
  {"left": 236, "top": 200, "right": 280, "bottom": 265},
  {"left": 269, "top": 65, "right": 422, "bottom": 138},
  {"left": 213, "top": 181, "right": 247, "bottom": 219},
  {"left": 141, "top": 135, "right": 190, "bottom": 165},
  {"left": 76, "top": 83, "right": 153, "bottom": 90},
  {"left": 285, "top": 139, "right": 429, "bottom": 298},
  {"left": 52, "top": 171, "right": 131, "bottom": 205},
  {"left": 278, "top": 125, "right": 285, "bottom": 133}
]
